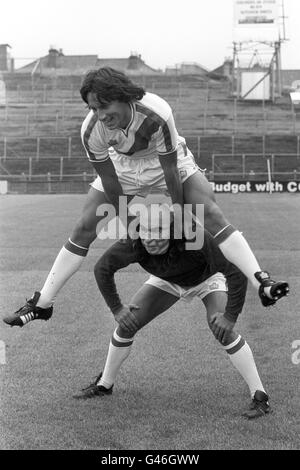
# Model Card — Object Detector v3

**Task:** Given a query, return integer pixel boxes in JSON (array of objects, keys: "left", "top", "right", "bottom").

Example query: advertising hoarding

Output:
[
  {"left": 234, "top": 0, "right": 280, "bottom": 41},
  {"left": 241, "top": 71, "right": 270, "bottom": 99}
]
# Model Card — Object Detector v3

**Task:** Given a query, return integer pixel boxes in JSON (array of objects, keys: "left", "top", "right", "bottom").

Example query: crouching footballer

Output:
[{"left": 73, "top": 204, "right": 289, "bottom": 419}]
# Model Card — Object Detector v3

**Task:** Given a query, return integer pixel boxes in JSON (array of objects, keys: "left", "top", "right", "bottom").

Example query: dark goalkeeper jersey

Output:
[{"left": 94, "top": 230, "right": 248, "bottom": 322}]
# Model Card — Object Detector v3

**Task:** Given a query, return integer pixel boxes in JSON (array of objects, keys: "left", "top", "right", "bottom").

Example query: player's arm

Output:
[
  {"left": 204, "top": 233, "right": 248, "bottom": 342},
  {"left": 210, "top": 270, "right": 247, "bottom": 344},
  {"left": 159, "top": 151, "right": 184, "bottom": 206},
  {"left": 92, "top": 158, "right": 136, "bottom": 235},
  {"left": 203, "top": 232, "right": 248, "bottom": 323},
  {"left": 156, "top": 109, "right": 184, "bottom": 206},
  {"left": 224, "top": 269, "right": 248, "bottom": 322},
  {"left": 94, "top": 239, "right": 140, "bottom": 314},
  {"left": 81, "top": 115, "right": 124, "bottom": 214},
  {"left": 91, "top": 158, "right": 124, "bottom": 214}
]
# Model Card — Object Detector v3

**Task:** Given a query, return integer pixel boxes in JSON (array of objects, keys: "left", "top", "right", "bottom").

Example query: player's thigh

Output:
[
  {"left": 130, "top": 284, "right": 179, "bottom": 330},
  {"left": 183, "top": 171, "right": 229, "bottom": 234},
  {"left": 75, "top": 187, "right": 134, "bottom": 232},
  {"left": 83, "top": 187, "right": 134, "bottom": 223},
  {"left": 183, "top": 170, "right": 216, "bottom": 204}
]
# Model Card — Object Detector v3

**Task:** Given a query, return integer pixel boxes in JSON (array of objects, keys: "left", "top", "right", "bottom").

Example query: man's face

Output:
[
  {"left": 87, "top": 92, "right": 131, "bottom": 130},
  {"left": 139, "top": 225, "right": 170, "bottom": 255}
]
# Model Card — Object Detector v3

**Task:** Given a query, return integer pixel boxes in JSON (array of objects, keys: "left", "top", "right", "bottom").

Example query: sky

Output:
[{"left": 1, "top": 0, "right": 299, "bottom": 71}]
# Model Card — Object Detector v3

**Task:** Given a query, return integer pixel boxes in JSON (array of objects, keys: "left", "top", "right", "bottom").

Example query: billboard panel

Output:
[
  {"left": 241, "top": 72, "right": 270, "bottom": 100},
  {"left": 234, "top": 0, "right": 280, "bottom": 41},
  {"left": 290, "top": 92, "right": 300, "bottom": 105}
]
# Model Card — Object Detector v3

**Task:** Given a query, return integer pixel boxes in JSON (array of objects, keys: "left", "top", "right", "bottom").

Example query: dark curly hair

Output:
[{"left": 80, "top": 67, "right": 145, "bottom": 105}]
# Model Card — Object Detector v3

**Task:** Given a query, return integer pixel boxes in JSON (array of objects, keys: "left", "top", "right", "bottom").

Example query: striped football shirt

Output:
[{"left": 81, "top": 92, "right": 186, "bottom": 162}]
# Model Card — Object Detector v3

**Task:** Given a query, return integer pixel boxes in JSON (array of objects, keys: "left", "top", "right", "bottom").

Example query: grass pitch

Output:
[{"left": 0, "top": 193, "right": 299, "bottom": 450}]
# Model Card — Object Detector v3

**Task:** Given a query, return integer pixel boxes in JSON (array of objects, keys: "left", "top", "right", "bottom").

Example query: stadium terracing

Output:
[{"left": 0, "top": 48, "right": 300, "bottom": 194}]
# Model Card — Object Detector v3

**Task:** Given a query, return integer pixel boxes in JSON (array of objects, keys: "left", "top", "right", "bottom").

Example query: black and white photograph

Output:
[{"left": 0, "top": 0, "right": 299, "bottom": 453}]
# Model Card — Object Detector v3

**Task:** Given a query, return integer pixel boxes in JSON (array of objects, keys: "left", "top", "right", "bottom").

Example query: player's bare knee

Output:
[
  {"left": 117, "top": 324, "right": 138, "bottom": 338},
  {"left": 127, "top": 309, "right": 141, "bottom": 334},
  {"left": 221, "top": 332, "right": 236, "bottom": 346},
  {"left": 71, "top": 215, "right": 98, "bottom": 245},
  {"left": 207, "top": 319, "right": 215, "bottom": 334}
]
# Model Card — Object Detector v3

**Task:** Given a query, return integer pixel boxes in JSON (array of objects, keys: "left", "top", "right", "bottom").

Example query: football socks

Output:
[
  {"left": 98, "top": 329, "right": 134, "bottom": 389},
  {"left": 224, "top": 335, "right": 266, "bottom": 398},
  {"left": 215, "top": 228, "right": 261, "bottom": 291},
  {"left": 37, "top": 242, "right": 88, "bottom": 308}
]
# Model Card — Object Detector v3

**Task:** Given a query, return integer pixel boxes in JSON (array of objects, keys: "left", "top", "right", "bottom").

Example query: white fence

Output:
[{"left": 211, "top": 153, "right": 300, "bottom": 180}]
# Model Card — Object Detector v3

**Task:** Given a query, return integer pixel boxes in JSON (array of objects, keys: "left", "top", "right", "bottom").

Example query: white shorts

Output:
[
  {"left": 90, "top": 144, "right": 199, "bottom": 197},
  {"left": 145, "top": 272, "right": 227, "bottom": 303}
]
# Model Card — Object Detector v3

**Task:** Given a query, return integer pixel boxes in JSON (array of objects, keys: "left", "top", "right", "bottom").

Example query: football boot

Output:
[
  {"left": 73, "top": 372, "right": 113, "bottom": 399},
  {"left": 3, "top": 292, "right": 53, "bottom": 327},
  {"left": 242, "top": 390, "right": 271, "bottom": 419},
  {"left": 255, "top": 271, "right": 289, "bottom": 307}
]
